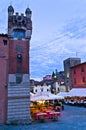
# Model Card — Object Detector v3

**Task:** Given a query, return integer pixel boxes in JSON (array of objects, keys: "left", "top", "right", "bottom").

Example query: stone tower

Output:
[
  {"left": 7, "top": 5, "right": 32, "bottom": 124},
  {"left": 63, "top": 57, "right": 81, "bottom": 92}
]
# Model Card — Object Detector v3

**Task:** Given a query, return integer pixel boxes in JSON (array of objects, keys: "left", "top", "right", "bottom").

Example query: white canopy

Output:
[
  {"left": 56, "top": 92, "right": 70, "bottom": 97},
  {"left": 30, "top": 95, "right": 50, "bottom": 101},
  {"left": 48, "top": 93, "right": 64, "bottom": 100},
  {"left": 30, "top": 92, "right": 64, "bottom": 102},
  {"left": 68, "top": 88, "right": 86, "bottom": 97}
]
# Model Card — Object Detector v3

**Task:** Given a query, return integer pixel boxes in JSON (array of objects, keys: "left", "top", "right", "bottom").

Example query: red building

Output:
[
  {"left": 0, "top": 34, "right": 9, "bottom": 124},
  {"left": 43, "top": 75, "right": 52, "bottom": 81},
  {"left": 0, "top": 5, "right": 32, "bottom": 124},
  {"left": 71, "top": 62, "right": 86, "bottom": 88}
]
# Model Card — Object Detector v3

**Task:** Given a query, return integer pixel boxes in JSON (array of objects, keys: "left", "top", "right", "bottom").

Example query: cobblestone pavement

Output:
[{"left": 0, "top": 105, "right": 86, "bottom": 130}]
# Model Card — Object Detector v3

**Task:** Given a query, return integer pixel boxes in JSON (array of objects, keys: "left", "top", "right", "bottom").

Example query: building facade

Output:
[
  {"left": 63, "top": 57, "right": 81, "bottom": 91},
  {"left": 33, "top": 84, "right": 51, "bottom": 94},
  {"left": 0, "top": 5, "right": 32, "bottom": 124},
  {"left": 43, "top": 75, "right": 52, "bottom": 81},
  {"left": 0, "top": 34, "right": 9, "bottom": 124},
  {"left": 71, "top": 62, "right": 86, "bottom": 88}
]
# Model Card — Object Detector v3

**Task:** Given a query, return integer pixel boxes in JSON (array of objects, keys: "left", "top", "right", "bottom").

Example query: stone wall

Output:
[{"left": 7, "top": 83, "right": 31, "bottom": 124}]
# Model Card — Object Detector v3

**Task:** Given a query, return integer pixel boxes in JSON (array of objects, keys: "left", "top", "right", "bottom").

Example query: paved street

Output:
[{"left": 0, "top": 105, "right": 86, "bottom": 130}]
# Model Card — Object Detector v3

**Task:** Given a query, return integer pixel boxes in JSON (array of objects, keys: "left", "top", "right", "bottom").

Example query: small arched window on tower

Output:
[{"left": 17, "top": 53, "right": 22, "bottom": 63}]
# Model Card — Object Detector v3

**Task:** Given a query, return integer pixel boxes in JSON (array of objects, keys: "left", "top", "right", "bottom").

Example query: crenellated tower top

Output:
[{"left": 8, "top": 5, "right": 32, "bottom": 40}]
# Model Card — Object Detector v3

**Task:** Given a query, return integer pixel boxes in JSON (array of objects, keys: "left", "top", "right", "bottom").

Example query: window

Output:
[
  {"left": 3, "top": 40, "right": 7, "bottom": 45},
  {"left": 81, "top": 67, "right": 84, "bottom": 72},
  {"left": 58, "top": 88, "right": 60, "bottom": 92},
  {"left": 26, "top": 30, "right": 31, "bottom": 37},
  {"left": 74, "top": 78, "right": 76, "bottom": 84},
  {"left": 47, "top": 89, "right": 49, "bottom": 91},
  {"left": 67, "top": 72, "right": 69, "bottom": 78},
  {"left": 74, "top": 70, "right": 76, "bottom": 74},
  {"left": 17, "top": 54, "right": 22, "bottom": 63},
  {"left": 41, "top": 88, "right": 43, "bottom": 92},
  {"left": 82, "top": 77, "right": 85, "bottom": 82},
  {"left": 35, "top": 89, "right": 37, "bottom": 92},
  {"left": 14, "top": 29, "right": 25, "bottom": 39}
]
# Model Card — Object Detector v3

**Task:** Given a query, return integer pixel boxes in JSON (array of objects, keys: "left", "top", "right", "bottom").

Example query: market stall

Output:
[
  {"left": 64, "top": 88, "right": 86, "bottom": 106},
  {"left": 30, "top": 92, "right": 63, "bottom": 122}
]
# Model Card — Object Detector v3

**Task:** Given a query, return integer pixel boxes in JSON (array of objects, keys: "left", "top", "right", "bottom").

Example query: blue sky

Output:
[{"left": 0, "top": 0, "right": 86, "bottom": 80}]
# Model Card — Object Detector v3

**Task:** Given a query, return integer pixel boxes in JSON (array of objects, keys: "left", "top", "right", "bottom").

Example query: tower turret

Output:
[
  {"left": 8, "top": 5, "right": 14, "bottom": 16},
  {"left": 25, "top": 7, "right": 32, "bottom": 19}
]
